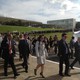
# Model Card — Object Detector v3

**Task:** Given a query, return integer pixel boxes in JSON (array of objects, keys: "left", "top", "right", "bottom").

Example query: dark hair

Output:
[
  {"left": 24, "top": 33, "right": 28, "bottom": 37},
  {"left": 62, "top": 33, "right": 66, "bottom": 37},
  {"left": 72, "top": 36, "right": 74, "bottom": 39},
  {"left": 37, "top": 35, "right": 44, "bottom": 42}
]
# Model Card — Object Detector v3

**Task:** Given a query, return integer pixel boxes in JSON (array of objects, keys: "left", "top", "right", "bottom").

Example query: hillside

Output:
[
  {"left": 0, "top": 16, "right": 42, "bottom": 27},
  {"left": 0, "top": 25, "right": 55, "bottom": 32},
  {"left": 0, "top": 16, "right": 42, "bottom": 23}
]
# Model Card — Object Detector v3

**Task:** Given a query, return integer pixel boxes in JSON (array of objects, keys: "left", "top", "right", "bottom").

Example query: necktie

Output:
[{"left": 9, "top": 40, "right": 12, "bottom": 54}]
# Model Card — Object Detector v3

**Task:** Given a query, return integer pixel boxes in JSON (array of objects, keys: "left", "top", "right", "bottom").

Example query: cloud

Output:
[
  {"left": 0, "top": 0, "right": 80, "bottom": 23},
  {"left": 61, "top": 0, "right": 79, "bottom": 11}
]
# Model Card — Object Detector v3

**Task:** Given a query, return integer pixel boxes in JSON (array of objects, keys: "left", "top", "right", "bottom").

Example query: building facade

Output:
[{"left": 47, "top": 18, "right": 76, "bottom": 29}]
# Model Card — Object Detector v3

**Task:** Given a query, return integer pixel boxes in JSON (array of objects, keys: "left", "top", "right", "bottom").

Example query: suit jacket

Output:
[
  {"left": 35, "top": 41, "right": 48, "bottom": 58},
  {"left": 1, "top": 38, "right": 15, "bottom": 59},
  {"left": 18, "top": 39, "right": 30, "bottom": 57},
  {"left": 74, "top": 41, "right": 80, "bottom": 58},
  {"left": 70, "top": 39, "right": 75, "bottom": 49},
  {"left": 58, "top": 39, "right": 70, "bottom": 57}
]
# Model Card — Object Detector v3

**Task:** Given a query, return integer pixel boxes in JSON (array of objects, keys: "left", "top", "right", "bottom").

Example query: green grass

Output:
[
  {"left": 0, "top": 25, "right": 73, "bottom": 42},
  {"left": 0, "top": 25, "right": 61, "bottom": 32}
]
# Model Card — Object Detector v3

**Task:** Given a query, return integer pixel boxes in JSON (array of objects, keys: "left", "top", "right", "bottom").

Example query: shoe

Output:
[
  {"left": 59, "top": 73, "right": 64, "bottom": 76},
  {"left": 40, "top": 73, "right": 45, "bottom": 78},
  {"left": 25, "top": 68, "right": 28, "bottom": 73},
  {"left": 71, "top": 67, "right": 74, "bottom": 69},
  {"left": 25, "top": 70, "right": 28, "bottom": 73},
  {"left": 71, "top": 57, "right": 74, "bottom": 59},
  {"left": 70, "top": 66, "right": 74, "bottom": 69},
  {"left": 65, "top": 74, "right": 71, "bottom": 77},
  {"left": 14, "top": 75, "right": 17, "bottom": 79},
  {"left": 4, "top": 74, "right": 8, "bottom": 76},
  {"left": 14, "top": 74, "right": 20, "bottom": 79},
  {"left": 15, "top": 74, "right": 20, "bottom": 76},
  {"left": 34, "top": 69, "right": 37, "bottom": 75}
]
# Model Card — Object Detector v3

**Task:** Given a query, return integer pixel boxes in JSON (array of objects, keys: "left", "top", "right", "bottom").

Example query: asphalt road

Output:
[{"left": 47, "top": 54, "right": 80, "bottom": 68}]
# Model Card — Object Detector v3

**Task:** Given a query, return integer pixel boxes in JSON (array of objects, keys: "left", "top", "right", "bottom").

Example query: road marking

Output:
[{"left": 31, "top": 55, "right": 80, "bottom": 70}]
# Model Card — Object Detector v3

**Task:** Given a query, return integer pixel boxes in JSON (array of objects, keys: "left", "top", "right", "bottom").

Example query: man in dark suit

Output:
[
  {"left": 0, "top": 35, "right": 2, "bottom": 57},
  {"left": 18, "top": 33, "right": 30, "bottom": 73},
  {"left": 69, "top": 36, "right": 75, "bottom": 59},
  {"left": 70, "top": 37, "right": 80, "bottom": 69},
  {"left": 58, "top": 33, "right": 71, "bottom": 76},
  {"left": 1, "top": 33, "right": 19, "bottom": 78}
]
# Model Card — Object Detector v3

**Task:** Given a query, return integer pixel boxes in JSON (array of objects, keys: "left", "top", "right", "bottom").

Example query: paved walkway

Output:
[{"left": 0, "top": 55, "right": 80, "bottom": 80}]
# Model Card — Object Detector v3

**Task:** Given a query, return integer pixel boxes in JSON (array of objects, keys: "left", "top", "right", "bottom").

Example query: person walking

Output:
[
  {"left": 69, "top": 36, "right": 75, "bottom": 59},
  {"left": 34, "top": 35, "right": 48, "bottom": 78},
  {"left": 1, "top": 33, "right": 19, "bottom": 78},
  {"left": 58, "top": 33, "right": 71, "bottom": 76},
  {"left": 53, "top": 35, "right": 58, "bottom": 54},
  {"left": 70, "top": 37, "right": 80, "bottom": 69},
  {"left": 18, "top": 34, "right": 24, "bottom": 60},
  {"left": 18, "top": 33, "right": 30, "bottom": 73},
  {"left": 32, "top": 35, "right": 37, "bottom": 55}
]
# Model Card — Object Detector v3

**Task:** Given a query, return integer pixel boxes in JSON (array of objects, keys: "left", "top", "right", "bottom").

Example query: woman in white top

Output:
[{"left": 34, "top": 35, "right": 48, "bottom": 78}]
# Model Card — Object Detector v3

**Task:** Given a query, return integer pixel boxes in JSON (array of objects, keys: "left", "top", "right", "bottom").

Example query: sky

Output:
[{"left": 0, "top": 0, "right": 80, "bottom": 23}]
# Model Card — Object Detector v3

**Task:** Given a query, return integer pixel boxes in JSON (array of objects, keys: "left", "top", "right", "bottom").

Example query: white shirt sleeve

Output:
[{"left": 35, "top": 41, "right": 39, "bottom": 57}]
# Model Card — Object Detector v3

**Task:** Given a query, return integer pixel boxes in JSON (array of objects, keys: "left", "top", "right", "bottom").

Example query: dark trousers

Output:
[
  {"left": 54, "top": 45, "right": 58, "bottom": 54},
  {"left": 59, "top": 55, "right": 69, "bottom": 74},
  {"left": 4, "top": 56, "right": 17, "bottom": 76},
  {"left": 22, "top": 55, "right": 28, "bottom": 71},
  {"left": 70, "top": 57, "right": 80, "bottom": 67},
  {"left": 70, "top": 48, "right": 74, "bottom": 58},
  {"left": 0, "top": 47, "right": 2, "bottom": 57},
  {"left": 32, "top": 47, "right": 36, "bottom": 55}
]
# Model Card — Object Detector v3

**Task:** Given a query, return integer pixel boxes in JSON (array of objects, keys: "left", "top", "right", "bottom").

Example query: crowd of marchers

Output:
[{"left": 0, "top": 32, "right": 80, "bottom": 79}]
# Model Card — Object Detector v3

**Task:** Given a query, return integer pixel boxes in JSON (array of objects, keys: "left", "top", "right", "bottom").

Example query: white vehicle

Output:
[{"left": 73, "top": 31, "right": 80, "bottom": 42}]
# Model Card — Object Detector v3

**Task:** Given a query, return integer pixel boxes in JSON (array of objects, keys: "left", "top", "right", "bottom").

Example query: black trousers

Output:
[
  {"left": 54, "top": 45, "right": 58, "bottom": 54},
  {"left": 22, "top": 55, "right": 28, "bottom": 71},
  {"left": 70, "top": 48, "right": 74, "bottom": 58},
  {"left": 70, "top": 57, "right": 80, "bottom": 67},
  {"left": 59, "top": 55, "right": 69, "bottom": 74},
  {"left": 4, "top": 55, "right": 17, "bottom": 76}
]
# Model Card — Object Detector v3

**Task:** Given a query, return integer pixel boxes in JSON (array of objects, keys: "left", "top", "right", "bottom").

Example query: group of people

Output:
[
  {"left": 32, "top": 34, "right": 59, "bottom": 55},
  {"left": 0, "top": 33, "right": 48, "bottom": 78},
  {"left": 58, "top": 33, "right": 80, "bottom": 77},
  {"left": 0, "top": 32, "right": 80, "bottom": 78}
]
